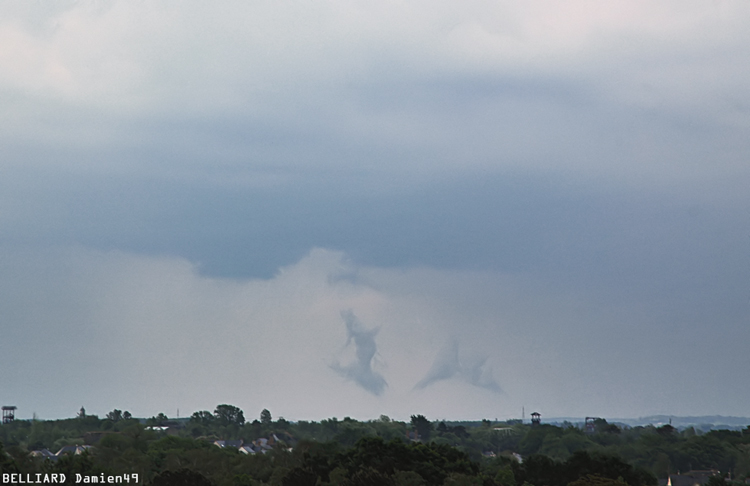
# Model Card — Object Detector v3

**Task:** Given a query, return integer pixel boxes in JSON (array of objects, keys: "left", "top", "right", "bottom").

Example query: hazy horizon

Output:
[{"left": 8, "top": 408, "right": 750, "bottom": 428}]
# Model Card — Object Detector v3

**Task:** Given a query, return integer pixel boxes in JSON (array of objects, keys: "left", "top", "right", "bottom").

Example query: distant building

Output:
[
  {"left": 239, "top": 445, "right": 256, "bottom": 455},
  {"left": 30, "top": 449, "right": 58, "bottom": 461},
  {"left": 585, "top": 417, "right": 598, "bottom": 434},
  {"left": 2, "top": 406, "right": 16, "bottom": 424},
  {"left": 531, "top": 412, "right": 541, "bottom": 426},
  {"left": 659, "top": 470, "right": 721, "bottom": 486},
  {"left": 56, "top": 445, "right": 93, "bottom": 456},
  {"left": 213, "top": 439, "right": 243, "bottom": 449},
  {"left": 212, "top": 435, "right": 292, "bottom": 454},
  {"left": 406, "top": 429, "right": 420, "bottom": 441}
]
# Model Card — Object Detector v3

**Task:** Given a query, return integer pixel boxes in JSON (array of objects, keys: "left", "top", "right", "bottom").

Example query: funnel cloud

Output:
[
  {"left": 415, "top": 340, "right": 502, "bottom": 394},
  {"left": 331, "top": 310, "right": 387, "bottom": 396}
]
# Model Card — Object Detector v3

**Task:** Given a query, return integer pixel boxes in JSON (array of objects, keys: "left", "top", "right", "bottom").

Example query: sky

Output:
[{"left": 1, "top": 0, "right": 749, "bottom": 422}]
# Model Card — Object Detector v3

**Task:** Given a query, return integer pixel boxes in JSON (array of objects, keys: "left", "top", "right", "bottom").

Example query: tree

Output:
[
  {"left": 281, "top": 467, "right": 318, "bottom": 486},
  {"left": 568, "top": 475, "right": 628, "bottom": 486},
  {"left": 563, "top": 451, "right": 656, "bottom": 486},
  {"left": 394, "top": 470, "right": 425, "bottom": 486},
  {"left": 705, "top": 477, "right": 727, "bottom": 486},
  {"left": 410, "top": 415, "right": 433, "bottom": 441},
  {"left": 107, "top": 409, "right": 123, "bottom": 422},
  {"left": 492, "top": 466, "right": 516, "bottom": 486},
  {"left": 0, "top": 441, "right": 19, "bottom": 474},
  {"left": 656, "top": 424, "right": 676, "bottom": 437},
  {"left": 191, "top": 410, "right": 214, "bottom": 425},
  {"left": 276, "top": 417, "right": 290, "bottom": 430},
  {"left": 192, "top": 411, "right": 212, "bottom": 423},
  {"left": 261, "top": 409, "right": 272, "bottom": 425},
  {"left": 342, "top": 437, "right": 477, "bottom": 485},
  {"left": 593, "top": 419, "right": 621, "bottom": 435},
  {"left": 214, "top": 404, "right": 245, "bottom": 426},
  {"left": 151, "top": 469, "right": 214, "bottom": 486}
]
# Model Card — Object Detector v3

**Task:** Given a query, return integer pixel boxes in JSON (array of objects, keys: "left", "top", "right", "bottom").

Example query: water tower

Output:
[{"left": 2, "top": 406, "right": 16, "bottom": 424}]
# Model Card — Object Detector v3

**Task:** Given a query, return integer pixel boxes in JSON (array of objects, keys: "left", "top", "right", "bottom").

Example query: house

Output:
[
  {"left": 30, "top": 449, "right": 58, "bottom": 461},
  {"left": 212, "top": 434, "right": 294, "bottom": 454},
  {"left": 271, "top": 431, "right": 297, "bottom": 447},
  {"left": 56, "top": 445, "right": 93, "bottom": 456},
  {"left": 659, "top": 470, "right": 721, "bottom": 486},
  {"left": 213, "top": 439, "right": 244, "bottom": 449},
  {"left": 252, "top": 438, "right": 273, "bottom": 453},
  {"left": 239, "top": 445, "right": 257, "bottom": 455}
]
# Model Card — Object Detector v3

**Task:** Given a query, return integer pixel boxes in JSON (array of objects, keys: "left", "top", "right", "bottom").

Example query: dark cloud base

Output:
[{"left": 4, "top": 164, "right": 745, "bottom": 312}]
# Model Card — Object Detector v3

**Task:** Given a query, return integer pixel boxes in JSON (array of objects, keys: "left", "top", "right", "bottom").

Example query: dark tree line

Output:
[{"left": 2, "top": 407, "right": 750, "bottom": 485}]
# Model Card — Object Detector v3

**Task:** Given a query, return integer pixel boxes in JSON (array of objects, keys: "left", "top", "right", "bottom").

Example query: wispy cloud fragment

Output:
[
  {"left": 414, "top": 340, "right": 501, "bottom": 393},
  {"left": 414, "top": 340, "right": 460, "bottom": 389}
]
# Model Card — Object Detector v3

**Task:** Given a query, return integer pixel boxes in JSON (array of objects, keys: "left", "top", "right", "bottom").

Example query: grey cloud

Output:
[
  {"left": 331, "top": 310, "right": 387, "bottom": 396},
  {"left": 1, "top": 1, "right": 749, "bottom": 420},
  {"left": 414, "top": 340, "right": 460, "bottom": 389},
  {"left": 462, "top": 356, "right": 502, "bottom": 394},
  {"left": 415, "top": 340, "right": 502, "bottom": 394}
]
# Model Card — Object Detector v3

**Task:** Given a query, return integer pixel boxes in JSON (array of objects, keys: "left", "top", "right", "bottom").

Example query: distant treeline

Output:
[{"left": 1, "top": 406, "right": 750, "bottom": 485}]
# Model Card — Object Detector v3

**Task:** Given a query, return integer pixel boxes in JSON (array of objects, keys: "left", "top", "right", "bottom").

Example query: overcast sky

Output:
[{"left": 1, "top": 0, "right": 749, "bottom": 422}]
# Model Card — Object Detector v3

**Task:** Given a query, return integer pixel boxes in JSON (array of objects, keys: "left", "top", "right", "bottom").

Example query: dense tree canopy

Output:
[
  {"left": 214, "top": 404, "right": 245, "bottom": 427},
  {"left": 1, "top": 410, "right": 748, "bottom": 485}
]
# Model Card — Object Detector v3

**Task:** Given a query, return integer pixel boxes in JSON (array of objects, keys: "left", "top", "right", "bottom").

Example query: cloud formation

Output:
[
  {"left": 0, "top": 246, "right": 748, "bottom": 420},
  {"left": 331, "top": 310, "right": 387, "bottom": 396},
  {"left": 0, "top": 1, "right": 749, "bottom": 422},
  {"left": 1, "top": 1, "right": 749, "bottom": 186},
  {"left": 414, "top": 341, "right": 501, "bottom": 393},
  {"left": 414, "top": 341, "right": 461, "bottom": 389}
]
